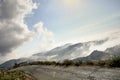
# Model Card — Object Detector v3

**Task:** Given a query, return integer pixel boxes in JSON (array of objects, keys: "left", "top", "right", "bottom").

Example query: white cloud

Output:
[
  {"left": 0, "top": 0, "right": 37, "bottom": 21},
  {"left": 81, "top": 29, "right": 120, "bottom": 51},
  {"left": 0, "top": 0, "right": 56, "bottom": 63},
  {"left": 0, "top": 0, "right": 55, "bottom": 61},
  {"left": 33, "top": 22, "right": 56, "bottom": 52},
  {"left": 0, "top": 0, "right": 37, "bottom": 56},
  {"left": 5, "top": 22, "right": 56, "bottom": 61},
  {"left": 34, "top": 22, "right": 54, "bottom": 40}
]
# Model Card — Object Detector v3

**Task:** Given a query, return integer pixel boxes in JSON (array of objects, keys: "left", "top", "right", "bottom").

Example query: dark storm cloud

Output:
[
  {"left": 0, "top": 21, "right": 30, "bottom": 55},
  {"left": 0, "top": 0, "right": 18, "bottom": 20}
]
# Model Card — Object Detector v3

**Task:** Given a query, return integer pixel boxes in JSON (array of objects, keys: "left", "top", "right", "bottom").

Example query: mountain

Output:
[
  {"left": 73, "top": 50, "right": 108, "bottom": 62},
  {"left": 0, "top": 59, "right": 17, "bottom": 69},
  {"left": 105, "top": 45, "right": 120, "bottom": 56},
  {"left": 31, "top": 40, "right": 108, "bottom": 61},
  {"left": 0, "top": 58, "right": 28, "bottom": 69},
  {"left": 0, "top": 40, "right": 119, "bottom": 69},
  {"left": 73, "top": 45, "right": 120, "bottom": 62}
]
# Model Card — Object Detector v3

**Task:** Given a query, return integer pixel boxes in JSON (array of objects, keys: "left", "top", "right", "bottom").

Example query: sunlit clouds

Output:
[{"left": 62, "top": 0, "right": 80, "bottom": 8}]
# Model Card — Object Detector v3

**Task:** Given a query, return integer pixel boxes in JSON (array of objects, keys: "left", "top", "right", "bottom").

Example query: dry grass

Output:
[{"left": 0, "top": 70, "right": 35, "bottom": 80}]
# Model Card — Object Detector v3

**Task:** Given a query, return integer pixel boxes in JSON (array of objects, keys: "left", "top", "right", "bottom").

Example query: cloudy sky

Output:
[{"left": 0, "top": 0, "right": 120, "bottom": 63}]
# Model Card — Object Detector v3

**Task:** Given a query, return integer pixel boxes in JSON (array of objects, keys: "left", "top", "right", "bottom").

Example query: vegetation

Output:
[
  {"left": 105, "top": 57, "right": 120, "bottom": 67},
  {"left": 0, "top": 70, "right": 34, "bottom": 80},
  {"left": 13, "top": 57, "right": 120, "bottom": 68}
]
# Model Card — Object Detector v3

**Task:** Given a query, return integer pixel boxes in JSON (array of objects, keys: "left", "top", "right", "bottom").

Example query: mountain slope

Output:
[
  {"left": 0, "top": 59, "right": 17, "bottom": 69},
  {"left": 73, "top": 45, "right": 120, "bottom": 62},
  {"left": 105, "top": 45, "right": 120, "bottom": 56},
  {"left": 0, "top": 58, "right": 28, "bottom": 69},
  {"left": 73, "top": 50, "right": 108, "bottom": 62},
  {"left": 0, "top": 41, "right": 120, "bottom": 69},
  {"left": 31, "top": 40, "right": 108, "bottom": 61}
]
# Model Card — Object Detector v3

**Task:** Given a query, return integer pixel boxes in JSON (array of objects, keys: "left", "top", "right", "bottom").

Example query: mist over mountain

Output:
[
  {"left": 74, "top": 44, "right": 120, "bottom": 62},
  {"left": 30, "top": 39, "right": 108, "bottom": 61},
  {"left": 105, "top": 45, "right": 120, "bottom": 56},
  {"left": 0, "top": 39, "right": 120, "bottom": 69}
]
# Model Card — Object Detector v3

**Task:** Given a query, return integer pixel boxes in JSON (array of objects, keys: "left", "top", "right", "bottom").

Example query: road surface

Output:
[{"left": 15, "top": 65, "right": 120, "bottom": 80}]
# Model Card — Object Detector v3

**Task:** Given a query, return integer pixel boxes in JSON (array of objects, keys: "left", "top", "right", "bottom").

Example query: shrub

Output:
[
  {"left": 97, "top": 61, "right": 106, "bottom": 67},
  {"left": 13, "top": 63, "right": 19, "bottom": 68},
  {"left": 84, "top": 61, "right": 94, "bottom": 66},
  {"left": 12, "top": 57, "right": 120, "bottom": 68},
  {"left": 62, "top": 59, "right": 74, "bottom": 66},
  {"left": 106, "top": 57, "right": 120, "bottom": 67},
  {"left": 74, "top": 61, "right": 82, "bottom": 66}
]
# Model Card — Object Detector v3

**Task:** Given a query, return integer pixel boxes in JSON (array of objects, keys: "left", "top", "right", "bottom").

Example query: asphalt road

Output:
[{"left": 15, "top": 65, "right": 120, "bottom": 80}]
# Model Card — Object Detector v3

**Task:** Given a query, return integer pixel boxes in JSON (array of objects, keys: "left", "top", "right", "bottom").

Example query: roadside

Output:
[{"left": 0, "top": 70, "right": 35, "bottom": 80}]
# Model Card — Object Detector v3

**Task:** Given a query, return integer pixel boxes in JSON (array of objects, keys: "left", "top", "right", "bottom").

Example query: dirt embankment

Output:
[{"left": 0, "top": 70, "right": 35, "bottom": 80}]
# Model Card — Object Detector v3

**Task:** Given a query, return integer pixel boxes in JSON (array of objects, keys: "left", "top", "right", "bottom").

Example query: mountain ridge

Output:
[{"left": 0, "top": 41, "right": 120, "bottom": 69}]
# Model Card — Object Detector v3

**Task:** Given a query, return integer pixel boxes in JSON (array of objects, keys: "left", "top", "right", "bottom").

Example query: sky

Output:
[{"left": 0, "top": 0, "right": 120, "bottom": 63}]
